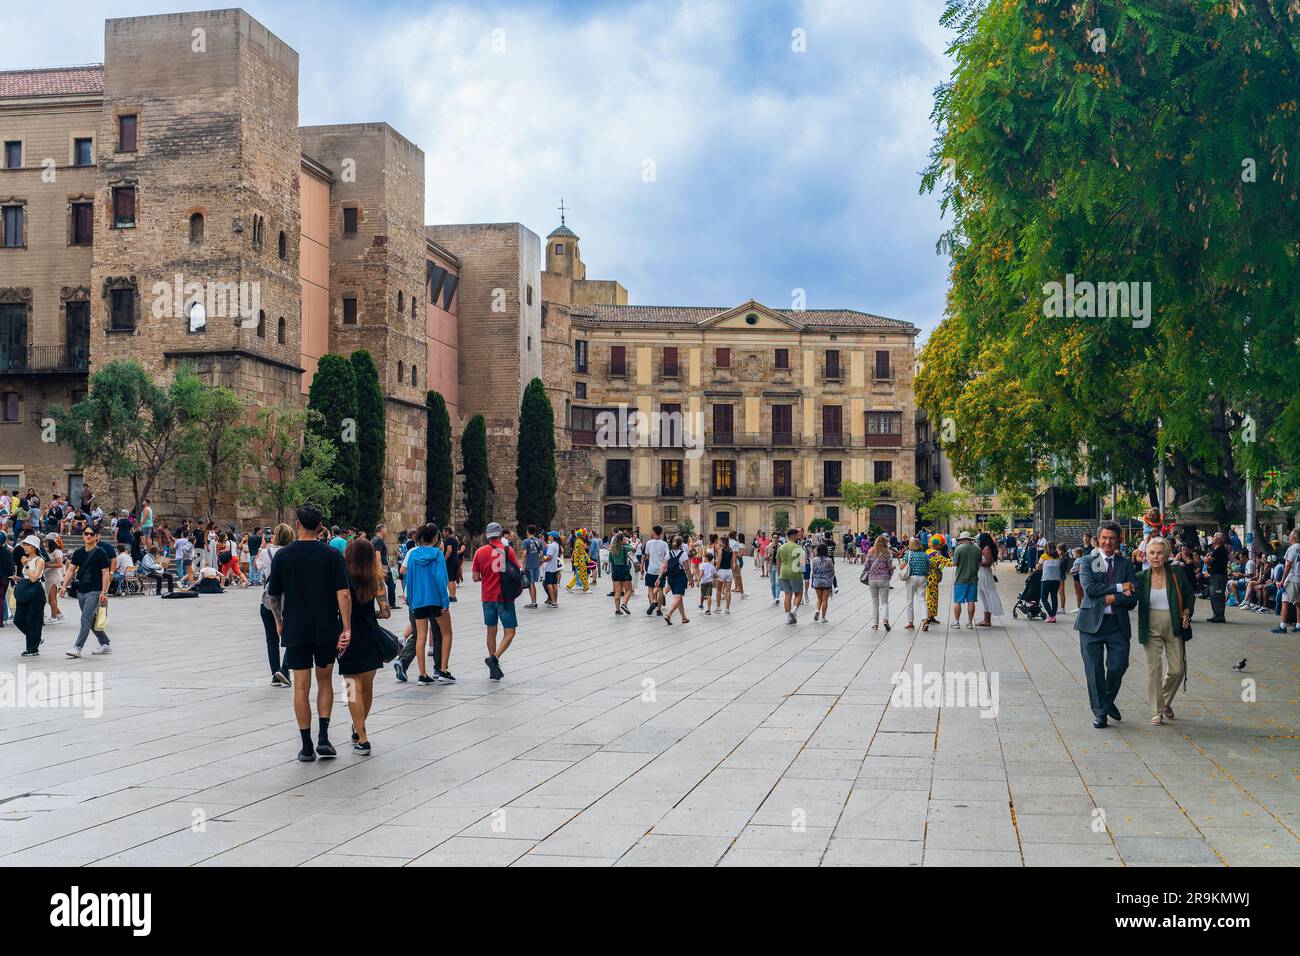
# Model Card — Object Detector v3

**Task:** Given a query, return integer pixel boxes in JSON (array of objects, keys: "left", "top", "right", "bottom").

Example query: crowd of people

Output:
[{"left": 5, "top": 483, "right": 1293, "bottom": 754}]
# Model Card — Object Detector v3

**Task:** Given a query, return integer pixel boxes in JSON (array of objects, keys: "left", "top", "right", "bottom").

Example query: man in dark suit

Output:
[{"left": 1075, "top": 521, "right": 1138, "bottom": 728}]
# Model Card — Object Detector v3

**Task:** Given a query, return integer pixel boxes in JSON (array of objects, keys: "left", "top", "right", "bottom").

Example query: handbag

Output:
[
  {"left": 1170, "top": 567, "right": 1193, "bottom": 641},
  {"left": 375, "top": 624, "right": 400, "bottom": 663},
  {"left": 93, "top": 601, "right": 108, "bottom": 632}
]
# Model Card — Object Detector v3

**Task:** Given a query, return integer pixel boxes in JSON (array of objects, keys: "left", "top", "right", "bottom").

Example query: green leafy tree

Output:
[
  {"left": 838, "top": 480, "right": 879, "bottom": 530},
  {"left": 461, "top": 414, "right": 491, "bottom": 538},
  {"left": 516, "top": 377, "right": 557, "bottom": 532},
  {"left": 306, "top": 354, "right": 359, "bottom": 527},
  {"left": 919, "top": 491, "right": 973, "bottom": 529},
  {"left": 918, "top": 0, "right": 1300, "bottom": 527},
  {"left": 350, "top": 349, "right": 385, "bottom": 531},
  {"left": 809, "top": 517, "right": 835, "bottom": 533},
  {"left": 676, "top": 516, "right": 695, "bottom": 537},
  {"left": 425, "top": 390, "right": 454, "bottom": 527},
  {"left": 248, "top": 407, "right": 342, "bottom": 523},
  {"left": 986, "top": 514, "right": 1009, "bottom": 534},
  {"left": 174, "top": 376, "right": 255, "bottom": 524},
  {"left": 50, "top": 359, "right": 189, "bottom": 516},
  {"left": 773, "top": 510, "right": 791, "bottom": 535}
]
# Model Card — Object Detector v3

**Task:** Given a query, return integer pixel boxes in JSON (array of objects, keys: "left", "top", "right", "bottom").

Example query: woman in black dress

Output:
[{"left": 341, "top": 537, "right": 387, "bottom": 754}]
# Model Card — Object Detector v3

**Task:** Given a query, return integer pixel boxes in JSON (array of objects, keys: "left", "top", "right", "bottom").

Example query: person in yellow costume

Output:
[
  {"left": 924, "top": 538, "right": 951, "bottom": 630},
  {"left": 566, "top": 530, "right": 591, "bottom": 592}
]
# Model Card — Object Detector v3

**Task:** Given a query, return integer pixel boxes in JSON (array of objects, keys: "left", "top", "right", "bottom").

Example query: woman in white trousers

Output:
[
  {"left": 861, "top": 535, "right": 895, "bottom": 631},
  {"left": 901, "top": 537, "right": 930, "bottom": 628}
]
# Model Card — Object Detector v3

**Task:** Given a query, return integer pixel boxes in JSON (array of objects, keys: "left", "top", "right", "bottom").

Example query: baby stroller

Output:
[{"left": 1013, "top": 566, "right": 1045, "bottom": 620}]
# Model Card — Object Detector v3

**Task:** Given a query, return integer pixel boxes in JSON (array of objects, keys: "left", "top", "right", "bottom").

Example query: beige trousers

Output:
[{"left": 1144, "top": 611, "right": 1185, "bottom": 717}]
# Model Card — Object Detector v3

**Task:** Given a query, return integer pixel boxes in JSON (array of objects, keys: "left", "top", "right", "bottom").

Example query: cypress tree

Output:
[
  {"left": 461, "top": 414, "right": 491, "bottom": 538},
  {"left": 516, "top": 377, "right": 556, "bottom": 532},
  {"left": 306, "top": 353, "right": 359, "bottom": 525},
  {"left": 425, "top": 390, "right": 453, "bottom": 527},
  {"left": 350, "top": 349, "right": 385, "bottom": 531}
]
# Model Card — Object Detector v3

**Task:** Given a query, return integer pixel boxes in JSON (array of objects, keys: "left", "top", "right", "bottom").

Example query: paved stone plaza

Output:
[{"left": 0, "top": 563, "right": 1295, "bottom": 867}]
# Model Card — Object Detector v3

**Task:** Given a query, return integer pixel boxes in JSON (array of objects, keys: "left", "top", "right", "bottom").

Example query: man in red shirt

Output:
[{"left": 472, "top": 522, "right": 520, "bottom": 681}]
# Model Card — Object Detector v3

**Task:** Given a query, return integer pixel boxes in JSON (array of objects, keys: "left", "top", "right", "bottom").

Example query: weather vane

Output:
[{"left": 558, "top": 197, "right": 568, "bottom": 227}]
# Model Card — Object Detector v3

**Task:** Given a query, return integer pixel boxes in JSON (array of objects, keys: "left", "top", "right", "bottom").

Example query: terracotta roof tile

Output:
[
  {"left": 0, "top": 65, "right": 105, "bottom": 99},
  {"left": 570, "top": 303, "right": 916, "bottom": 333}
]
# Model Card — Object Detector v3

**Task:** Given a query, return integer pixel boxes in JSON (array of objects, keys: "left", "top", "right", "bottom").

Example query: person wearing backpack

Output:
[
  {"left": 657, "top": 534, "right": 691, "bottom": 625},
  {"left": 472, "top": 521, "right": 522, "bottom": 681}
]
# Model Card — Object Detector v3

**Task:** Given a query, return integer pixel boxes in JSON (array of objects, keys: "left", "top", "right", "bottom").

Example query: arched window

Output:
[
  {"left": 397, "top": 361, "right": 404, "bottom": 384},
  {"left": 397, "top": 291, "right": 404, "bottom": 314},
  {"left": 411, "top": 364, "right": 418, "bottom": 387},
  {"left": 411, "top": 298, "right": 417, "bottom": 322},
  {"left": 189, "top": 212, "right": 204, "bottom": 245},
  {"left": 277, "top": 316, "right": 285, "bottom": 344},
  {"left": 278, "top": 230, "right": 286, "bottom": 260},
  {"left": 256, "top": 309, "right": 266, "bottom": 338}
]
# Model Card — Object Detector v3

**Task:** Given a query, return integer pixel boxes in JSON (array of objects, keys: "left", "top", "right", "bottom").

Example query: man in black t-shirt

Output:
[
  {"left": 373, "top": 524, "right": 396, "bottom": 608},
  {"left": 62, "top": 527, "right": 112, "bottom": 656},
  {"left": 1207, "top": 531, "right": 1230, "bottom": 623},
  {"left": 266, "top": 505, "right": 352, "bottom": 762},
  {"left": 442, "top": 527, "right": 462, "bottom": 602}
]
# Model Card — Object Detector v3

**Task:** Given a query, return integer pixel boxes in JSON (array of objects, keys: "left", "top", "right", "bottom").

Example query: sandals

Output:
[
  {"left": 1150, "top": 715, "right": 1164, "bottom": 726},
  {"left": 1163, "top": 706, "right": 1175, "bottom": 719},
  {"left": 921, "top": 622, "right": 929, "bottom": 632}
]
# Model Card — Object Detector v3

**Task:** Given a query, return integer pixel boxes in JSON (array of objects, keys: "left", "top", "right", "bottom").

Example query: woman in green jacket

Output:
[{"left": 1136, "top": 537, "right": 1194, "bottom": 726}]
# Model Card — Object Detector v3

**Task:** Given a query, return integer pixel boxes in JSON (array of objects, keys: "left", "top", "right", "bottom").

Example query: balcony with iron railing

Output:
[{"left": 0, "top": 344, "right": 91, "bottom": 374}]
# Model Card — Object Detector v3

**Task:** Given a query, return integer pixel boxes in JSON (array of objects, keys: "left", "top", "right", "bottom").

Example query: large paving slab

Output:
[{"left": 0, "top": 559, "right": 1295, "bottom": 866}]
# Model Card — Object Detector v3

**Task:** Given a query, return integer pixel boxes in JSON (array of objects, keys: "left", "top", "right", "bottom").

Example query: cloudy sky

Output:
[{"left": 11, "top": 0, "right": 954, "bottom": 336}]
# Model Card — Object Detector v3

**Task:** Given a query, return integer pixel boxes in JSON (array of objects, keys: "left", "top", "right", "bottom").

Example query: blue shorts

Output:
[
  {"left": 525, "top": 566, "right": 540, "bottom": 584},
  {"left": 482, "top": 601, "right": 518, "bottom": 630},
  {"left": 953, "top": 582, "right": 978, "bottom": 605}
]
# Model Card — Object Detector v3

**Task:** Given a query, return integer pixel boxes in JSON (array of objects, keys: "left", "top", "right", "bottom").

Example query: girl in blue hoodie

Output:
[{"left": 402, "top": 523, "right": 452, "bottom": 684}]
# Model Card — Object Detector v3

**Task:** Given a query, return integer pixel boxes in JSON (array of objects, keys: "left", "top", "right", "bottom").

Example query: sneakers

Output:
[
  {"left": 1046, "top": 616, "right": 1057, "bottom": 623},
  {"left": 272, "top": 670, "right": 291, "bottom": 687},
  {"left": 393, "top": 660, "right": 408, "bottom": 682},
  {"left": 315, "top": 741, "right": 337, "bottom": 758},
  {"left": 435, "top": 670, "right": 456, "bottom": 684},
  {"left": 1269, "top": 625, "right": 1289, "bottom": 634},
  {"left": 417, "top": 673, "right": 438, "bottom": 685},
  {"left": 21, "top": 650, "right": 39, "bottom": 657},
  {"left": 485, "top": 656, "right": 503, "bottom": 680},
  {"left": 65, "top": 647, "right": 82, "bottom": 658},
  {"left": 91, "top": 645, "right": 111, "bottom": 655},
  {"left": 814, "top": 610, "right": 820, "bottom": 621},
  {"left": 297, "top": 748, "right": 316, "bottom": 763},
  {"left": 353, "top": 741, "right": 371, "bottom": 755}
]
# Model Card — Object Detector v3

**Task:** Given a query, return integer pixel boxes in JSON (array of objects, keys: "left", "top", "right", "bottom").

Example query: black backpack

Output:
[{"left": 499, "top": 545, "right": 524, "bottom": 604}]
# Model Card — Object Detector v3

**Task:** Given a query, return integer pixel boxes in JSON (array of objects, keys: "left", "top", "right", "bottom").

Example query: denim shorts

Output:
[
  {"left": 778, "top": 578, "right": 801, "bottom": 594},
  {"left": 953, "top": 582, "right": 978, "bottom": 604},
  {"left": 482, "top": 601, "right": 518, "bottom": 629},
  {"left": 525, "top": 566, "right": 540, "bottom": 584}
]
